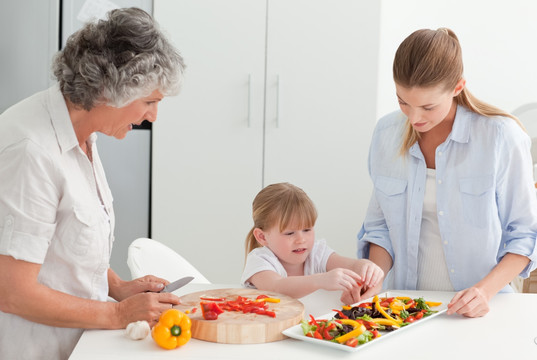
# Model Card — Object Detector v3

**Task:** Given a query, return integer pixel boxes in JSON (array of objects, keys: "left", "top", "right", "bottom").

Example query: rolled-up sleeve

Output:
[
  {"left": 495, "top": 121, "right": 537, "bottom": 277},
  {"left": 0, "top": 140, "right": 58, "bottom": 264}
]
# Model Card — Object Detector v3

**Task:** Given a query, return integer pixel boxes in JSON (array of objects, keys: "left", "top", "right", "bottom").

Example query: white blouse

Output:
[
  {"left": 417, "top": 169, "right": 454, "bottom": 291},
  {"left": 0, "top": 85, "right": 115, "bottom": 359}
]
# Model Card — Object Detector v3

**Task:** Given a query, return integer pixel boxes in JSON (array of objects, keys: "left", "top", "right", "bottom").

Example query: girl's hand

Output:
[
  {"left": 447, "top": 286, "right": 491, "bottom": 317},
  {"left": 340, "top": 288, "right": 359, "bottom": 305},
  {"left": 359, "top": 280, "right": 383, "bottom": 300},
  {"left": 319, "top": 268, "right": 363, "bottom": 292},
  {"left": 355, "top": 260, "right": 384, "bottom": 289}
]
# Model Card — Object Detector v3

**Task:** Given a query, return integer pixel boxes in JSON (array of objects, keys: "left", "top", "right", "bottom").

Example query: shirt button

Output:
[
  {"left": 438, "top": 211, "right": 444, "bottom": 216},
  {"left": 444, "top": 241, "right": 448, "bottom": 245},
  {"left": 450, "top": 269, "right": 455, "bottom": 273},
  {"left": 438, "top": 151, "right": 443, "bottom": 156},
  {"left": 438, "top": 180, "right": 442, "bottom": 185}
]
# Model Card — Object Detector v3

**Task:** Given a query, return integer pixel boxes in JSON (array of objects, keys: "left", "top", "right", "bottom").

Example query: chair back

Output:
[{"left": 127, "top": 237, "right": 210, "bottom": 283}]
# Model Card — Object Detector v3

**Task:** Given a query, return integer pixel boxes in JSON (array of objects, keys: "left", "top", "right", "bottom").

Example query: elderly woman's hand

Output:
[
  {"left": 108, "top": 271, "right": 170, "bottom": 301},
  {"left": 115, "top": 291, "right": 181, "bottom": 328}
]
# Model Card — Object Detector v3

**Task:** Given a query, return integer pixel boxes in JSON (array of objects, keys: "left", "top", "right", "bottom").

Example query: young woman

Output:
[
  {"left": 242, "top": 182, "right": 383, "bottom": 304},
  {"left": 0, "top": 8, "right": 185, "bottom": 359},
  {"left": 358, "top": 28, "right": 537, "bottom": 318}
]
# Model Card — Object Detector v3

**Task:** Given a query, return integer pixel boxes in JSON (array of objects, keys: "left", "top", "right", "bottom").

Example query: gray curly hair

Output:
[{"left": 52, "top": 7, "right": 185, "bottom": 110}]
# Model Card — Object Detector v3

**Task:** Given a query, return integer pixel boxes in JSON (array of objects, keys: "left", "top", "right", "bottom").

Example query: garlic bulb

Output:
[{"left": 126, "top": 320, "right": 150, "bottom": 340}]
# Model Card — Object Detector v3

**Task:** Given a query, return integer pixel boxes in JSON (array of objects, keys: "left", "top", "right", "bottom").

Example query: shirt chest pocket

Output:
[
  {"left": 64, "top": 206, "right": 103, "bottom": 256},
  {"left": 459, "top": 175, "right": 495, "bottom": 228},
  {"left": 374, "top": 176, "right": 407, "bottom": 227}
]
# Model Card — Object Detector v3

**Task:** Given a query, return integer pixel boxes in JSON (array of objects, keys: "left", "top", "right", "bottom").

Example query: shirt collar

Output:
[
  {"left": 449, "top": 105, "right": 472, "bottom": 144},
  {"left": 47, "top": 83, "right": 80, "bottom": 154},
  {"left": 409, "top": 104, "right": 472, "bottom": 157}
]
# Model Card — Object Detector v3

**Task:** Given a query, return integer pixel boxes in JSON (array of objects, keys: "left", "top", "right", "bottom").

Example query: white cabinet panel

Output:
[
  {"left": 153, "top": 0, "right": 379, "bottom": 282},
  {"left": 153, "top": 0, "right": 266, "bottom": 282},
  {"left": 263, "top": 0, "right": 377, "bottom": 254}
]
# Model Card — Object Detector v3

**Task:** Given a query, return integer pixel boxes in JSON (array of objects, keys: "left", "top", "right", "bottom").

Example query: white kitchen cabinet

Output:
[{"left": 152, "top": 0, "right": 380, "bottom": 282}]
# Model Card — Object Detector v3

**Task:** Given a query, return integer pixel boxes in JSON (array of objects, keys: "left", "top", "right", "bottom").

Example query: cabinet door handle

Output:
[
  {"left": 248, "top": 74, "right": 252, "bottom": 128},
  {"left": 276, "top": 74, "right": 280, "bottom": 128}
]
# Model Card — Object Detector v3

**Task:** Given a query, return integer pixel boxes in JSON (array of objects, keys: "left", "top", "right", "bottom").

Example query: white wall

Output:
[{"left": 376, "top": 0, "right": 537, "bottom": 119}]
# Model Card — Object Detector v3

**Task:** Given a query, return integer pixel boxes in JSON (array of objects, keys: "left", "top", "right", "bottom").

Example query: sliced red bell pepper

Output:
[
  {"left": 332, "top": 309, "right": 348, "bottom": 319},
  {"left": 200, "top": 301, "right": 224, "bottom": 320}
]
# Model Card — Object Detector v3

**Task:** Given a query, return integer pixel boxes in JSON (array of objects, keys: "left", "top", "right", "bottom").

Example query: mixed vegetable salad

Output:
[{"left": 301, "top": 295, "right": 441, "bottom": 348}]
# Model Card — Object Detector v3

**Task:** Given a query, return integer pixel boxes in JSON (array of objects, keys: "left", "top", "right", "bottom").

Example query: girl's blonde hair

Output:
[
  {"left": 393, "top": 28, "right": 523, "bottom": 154},
  {"left": 244, "top": 183, "right": 318, "bottom": 259}
]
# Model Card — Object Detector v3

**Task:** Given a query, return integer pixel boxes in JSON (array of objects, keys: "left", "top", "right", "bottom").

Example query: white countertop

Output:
[{"left": 69, "top": 283, "right": 537, "bottom": 359}]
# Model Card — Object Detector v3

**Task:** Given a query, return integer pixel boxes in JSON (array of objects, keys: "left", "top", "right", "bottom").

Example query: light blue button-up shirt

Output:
[{"left": 357, "top": 105, "right": 537, "bottom": 292}]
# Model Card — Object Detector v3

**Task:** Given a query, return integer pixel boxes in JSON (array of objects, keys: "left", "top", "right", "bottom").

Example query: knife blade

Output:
[{"left": 160, "top": 276, "right": 194, "bottom": 293}]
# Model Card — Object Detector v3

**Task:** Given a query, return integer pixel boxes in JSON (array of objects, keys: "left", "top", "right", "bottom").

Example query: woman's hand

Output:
[
  {"left": 115, "top": 291, "right": 181, "bottom": 328},
  {"left": 447, "top": 286, "right": 490, "bottom": 317},
  {"left": 108, "top": 270, "right": 169, "bottom": 301},
  {"left": 447, "top": 253, "right": 530, "bottom": 318}
]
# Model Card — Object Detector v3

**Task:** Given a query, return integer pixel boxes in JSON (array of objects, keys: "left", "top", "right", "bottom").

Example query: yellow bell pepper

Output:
[
  {"left": 152, "top": 309, "right": 192, "bottom": 350},
  {"left": 335, "top": 319, "right": 367, "bottom": 344},
  {"left": 425, "top": 301, "right": 442, "bottom": 307},
  {"left": 373, "top": 295, "right": 402, "bottom": 324}
]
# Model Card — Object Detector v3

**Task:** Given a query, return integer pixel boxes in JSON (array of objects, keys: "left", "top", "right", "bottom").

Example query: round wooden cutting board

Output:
[{"left": 174, "top": 288, "right": 304, "bottom": 344}]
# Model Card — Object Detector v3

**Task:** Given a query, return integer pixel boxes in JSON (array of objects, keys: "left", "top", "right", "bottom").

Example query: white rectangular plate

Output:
[{"left": 282, "top": 291, "right": 449, "bottom": 352}]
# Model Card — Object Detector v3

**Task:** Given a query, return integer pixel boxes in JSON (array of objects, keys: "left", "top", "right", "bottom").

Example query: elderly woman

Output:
[{"left": 0, "top": 8, "right": 185, "bottom": 359}]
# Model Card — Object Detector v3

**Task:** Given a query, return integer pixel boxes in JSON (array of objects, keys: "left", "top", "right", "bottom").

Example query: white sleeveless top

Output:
[{"left": 417, "top": 169, "right": 454, "bottom": 291}]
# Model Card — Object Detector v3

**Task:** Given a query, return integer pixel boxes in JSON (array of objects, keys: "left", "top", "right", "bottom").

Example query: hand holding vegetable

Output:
[
  {"left": 359, "top": 279, "right": 384, "bottom": 301},
  {"left": 317, "top": 268, "right": 364, "bottom": 292},
  {"left": 354, "top": 260, "right": 384, "bottom": 290}
]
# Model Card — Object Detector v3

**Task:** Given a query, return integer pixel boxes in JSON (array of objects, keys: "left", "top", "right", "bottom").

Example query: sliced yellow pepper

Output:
[
  {"left": 342, "top": 305, "right": 352, "bottom": 310},
  {"left": 256, "top": 297, "right": 280, "bottom": 303},
  {"left": 335, "top": 319, "right": 367, "bottom": 344},
  {"left": 371, "top": 318, "right": 401, "bottom": 327},
  {"left": 425, "top": 301, "right": 442, "bottom": 307},
  {"left": 374, "top": 295, "right": 402, "bottom": 324},
  {"left": 152, "top": 309, "right": 192, "bottom": 350},
  {"left": 389, "top": 299, "right": 414, "bottom": 314}
]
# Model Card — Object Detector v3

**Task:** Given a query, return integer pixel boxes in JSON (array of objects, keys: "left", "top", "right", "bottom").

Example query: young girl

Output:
[
  {"left": 241, "top": 183, "right": 383, "bottom": 304},
  {"left": 358, "top": 28, "right": 537, "bottom": 317}
]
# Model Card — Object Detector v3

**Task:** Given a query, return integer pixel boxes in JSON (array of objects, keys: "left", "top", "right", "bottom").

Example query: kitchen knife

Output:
[{"left": 160, "top": 276, "right": 194, "bottom": 293}]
